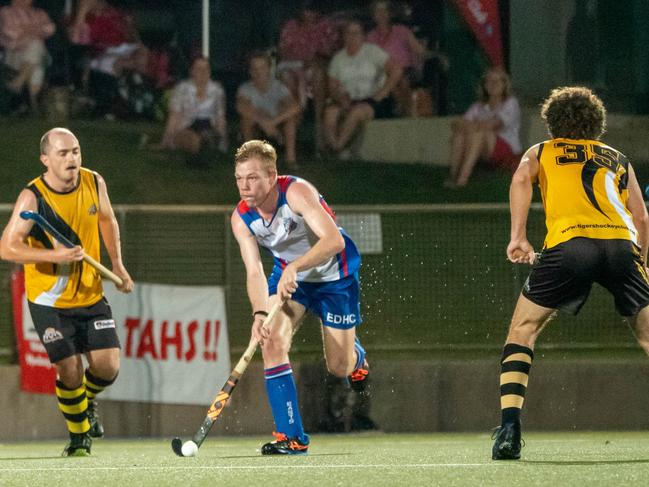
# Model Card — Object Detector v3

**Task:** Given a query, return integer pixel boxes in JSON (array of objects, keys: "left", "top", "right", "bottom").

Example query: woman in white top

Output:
[
  {"left": 324, "top": 19, "right": 402, "bottom": 158},
  {"left": 445, "top": 67, "right": 521, "bottom": 188},
  {"left": 157, "top": 57, "right": 227, "bottom": 158}
]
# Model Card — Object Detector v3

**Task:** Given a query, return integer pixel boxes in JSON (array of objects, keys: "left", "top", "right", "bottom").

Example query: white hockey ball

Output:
[{"left": 181, "top": 441, "right": 199, "bottom": 457}]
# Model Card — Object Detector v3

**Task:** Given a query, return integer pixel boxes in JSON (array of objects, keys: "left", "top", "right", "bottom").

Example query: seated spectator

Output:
[
  {"left": 68, "top": 0, "right": 149, "bottom": 117},
  {"left": 0, "top": 0, "right": 55, "bottom": 111},
  {"left": 367, "top": 0, "right": 426, "bottom": 116},
  {"left": 155, "top": 57, "right": 227, "bottom": 164},
  {"left": 445, "top": 67, "right": 521, "bottom": 188},
  {"left": 277, "top": 1, "right": 340, "bottom": 151},
  {"left": 236, "top": 51, "right": 300, "bottom": 167},
  {"left": 324, "top": 19, "right": 402, "bottom": 159}
]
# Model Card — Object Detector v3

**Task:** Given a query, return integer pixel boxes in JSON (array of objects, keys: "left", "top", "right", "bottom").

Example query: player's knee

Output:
[
  {"left": 326, "top": 357, "right": 354, "bottom": 378},
  {"left": 56, "top": 362, "right": 84, "bottom": 389},
  {"left": 91, "top": 355, "right": 120, "bottom": 381},
  {"left": 262, "top": 337, "right": 290, "bottom": 359}
]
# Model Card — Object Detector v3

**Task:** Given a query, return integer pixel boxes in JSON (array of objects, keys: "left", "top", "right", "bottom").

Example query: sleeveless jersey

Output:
[
  {"left": 24, "top": 168, "right": 104, "bottom": 308},
  {"left": 537, "top": 138, "right": 637, "bottom": 249},
  {"left": 236, "top": 176, "right": 361, "bottom": 282}
]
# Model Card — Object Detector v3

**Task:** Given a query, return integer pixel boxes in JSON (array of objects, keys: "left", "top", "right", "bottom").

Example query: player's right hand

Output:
[
  {"left": 507, "top": 239, "right": 536, "bottom": 264},
  {"left": 51, "top": 245, "right": 84, "bottom": 264},
  {"left": 252, "top": 315, "right": 270, "bottom": 346}
]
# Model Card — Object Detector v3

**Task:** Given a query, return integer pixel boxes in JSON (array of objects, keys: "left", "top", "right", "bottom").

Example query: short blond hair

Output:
[{"left": 234, "top": 140, "right": 277, "bottom": 172}]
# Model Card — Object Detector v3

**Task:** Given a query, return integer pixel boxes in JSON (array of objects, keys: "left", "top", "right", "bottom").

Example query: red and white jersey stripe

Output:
[{"left": 236, "top": 176, "right": 360, "bottom": 282}]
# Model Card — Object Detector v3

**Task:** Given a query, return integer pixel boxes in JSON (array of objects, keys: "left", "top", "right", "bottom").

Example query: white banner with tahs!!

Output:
[{"left": 102, "top": 283, "right": 230, "bottom": 405}]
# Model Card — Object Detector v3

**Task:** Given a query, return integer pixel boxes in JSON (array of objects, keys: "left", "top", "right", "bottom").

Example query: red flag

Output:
[
  {"left": 453, "top": 0, "right": 504, "bottom": 66},
  {"left": 11, "top": 270, "right": 56, "bottom": 394}
]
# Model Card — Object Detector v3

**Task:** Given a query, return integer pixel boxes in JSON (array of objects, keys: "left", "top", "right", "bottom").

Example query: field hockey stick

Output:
[
  {"left": 171, "top": 300, "right": 285, "bottom": 457},
  {"left": 19, "top": 210, "right": 124, "bottom": 287}
]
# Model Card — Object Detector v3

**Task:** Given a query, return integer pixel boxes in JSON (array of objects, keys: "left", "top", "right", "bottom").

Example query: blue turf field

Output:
[{"left": 1, "top": 432, "right": 649, "bottom": 486}]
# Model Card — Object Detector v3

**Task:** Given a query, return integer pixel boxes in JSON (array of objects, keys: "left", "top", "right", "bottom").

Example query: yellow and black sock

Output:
[
  {"left": 55, "top": 380, "right": 89, "bottom": 434},
  {"left": 84, "top": 369, "right": 117, "bottom": 401},
  {"left": 499, "top": 343, "right": 533, "bottom": 425}
]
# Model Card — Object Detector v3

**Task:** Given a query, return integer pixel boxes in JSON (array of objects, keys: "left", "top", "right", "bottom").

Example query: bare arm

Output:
[
  {"left": 276, "top": 182, "right": 344, "bottom": 301},
  {"left": 626, "top": 164, "right": 649, "bottom": 262},
  {"left": 214, "top": 88, "right": 227, "bottom": 140},
  {"left": 476, "top": 117, "right": 503, "bottom": 132},
  {"left": 37, "top": 10, "right": 56, "bottom": 39},
  {"left": 231, "top": 211, "right": 268, "bottom": 310},
  {"left": 374, "top": 58, "right": 403, "bottom": 102},
  {"left": 406, "top": 30, "right": 426, "bottom": 59},
  {"left": 271, "top": 95, "right": 301, "bottom": 126},
  {"left": 0, "top": 189, "right": 84, "bottom": 264},
  {"left": 159, "top": 110, "right": 182, "bottom": 148},
  {"left": 508, "top": 146, "right": 540, "bottom": 263},
  {"left": 231, "top": 211, "right": 271, "bottom": 343},
  {"left": 236, "top": 95, "right": 267, "bottom": 123},
  {"left": 96, "top": 174, "right": 133, "bottom": 292},
  {"left": 327, "top": 76, "right": 350, "bottom": 106}
]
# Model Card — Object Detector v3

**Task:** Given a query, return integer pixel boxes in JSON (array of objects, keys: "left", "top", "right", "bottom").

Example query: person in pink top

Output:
[
  {"left": 367, "top": 0, "right": 426, "bottom": 116},
  {"left": 445, "top": 66, "right": 522, "bottom": 188},
  {"left": 0, "top": 0, "right": 55, "bottom": 110},
  {"left": 277, "top": 2, "right": 340, "bottom": 152}
]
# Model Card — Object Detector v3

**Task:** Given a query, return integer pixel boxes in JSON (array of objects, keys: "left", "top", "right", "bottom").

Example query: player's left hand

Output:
[{"left": 277, "top": 263, "right": 298, "bottom": 301}]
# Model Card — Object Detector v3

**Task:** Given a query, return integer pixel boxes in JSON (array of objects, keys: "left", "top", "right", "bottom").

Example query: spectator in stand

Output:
[
  {"left": 0, "top": 0, "right": 55, "bottom": 111},
  {"left": 155, "top": 57, "right": 227, "bottom": 164},
  {"left": 68, "top": 0, "right": 149, "bottom": 117},
  {"left": 367, "top": 0, "right": 426, "bottom": 117},
  {"left": 444, "top": 66, "right": 521, "bottom": 188},
  {"left": 236, "top": 51, "right": 301, "bottom": 168},
  {"left": 277, "top": 1, "right": 340, "bottom": 152},
  {"left": 324, "top": 19, "right": 402, "bottom": 159}
]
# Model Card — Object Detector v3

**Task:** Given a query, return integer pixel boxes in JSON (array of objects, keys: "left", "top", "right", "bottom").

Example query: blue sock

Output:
[
  {"left": 353, "top": 336, "right": 366, "bottom": 371},
  {"left": 264, "top": 363, "right": 307, "bottom": 442}
]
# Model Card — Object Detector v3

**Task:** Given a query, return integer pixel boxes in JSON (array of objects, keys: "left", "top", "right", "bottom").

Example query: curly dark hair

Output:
[{"left": 541, "top": 86, "right": 606, "bottom": 139}]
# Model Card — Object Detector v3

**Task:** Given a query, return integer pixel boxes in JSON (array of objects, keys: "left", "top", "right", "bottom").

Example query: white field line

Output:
[{"left": 0, "top": 463, "right": 499, "bottom": 472}]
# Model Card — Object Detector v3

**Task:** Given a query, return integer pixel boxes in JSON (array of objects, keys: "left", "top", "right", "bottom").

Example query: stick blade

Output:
[{"left": 171, "top": 437, "right": 185, "bottom": 457}]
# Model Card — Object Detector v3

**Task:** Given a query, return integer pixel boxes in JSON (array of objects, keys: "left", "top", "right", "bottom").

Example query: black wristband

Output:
[{"left": 253, "top": 310, "right": 269, "bottom": 318}]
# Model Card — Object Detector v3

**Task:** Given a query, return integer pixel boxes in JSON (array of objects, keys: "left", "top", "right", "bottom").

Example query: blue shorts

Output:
[{"left": 268, "top": 272, "right": 362, "bottom": 329}]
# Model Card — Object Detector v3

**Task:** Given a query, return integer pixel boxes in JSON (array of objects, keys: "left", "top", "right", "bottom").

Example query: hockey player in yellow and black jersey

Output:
[
  {"left": 492, "top": 87, "right": 649, "bottom": 460},
  {"left": 0, "top": 128, "right": 134, "bottom": 456}
]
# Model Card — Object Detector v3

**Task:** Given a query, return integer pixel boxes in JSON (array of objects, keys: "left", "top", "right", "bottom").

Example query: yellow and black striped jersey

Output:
[
  {"left": 24, "top": 167, "right": 103, "bottom": 308},
  {"left": 537, "top": 138, "right": 637, "bottom": 250}
]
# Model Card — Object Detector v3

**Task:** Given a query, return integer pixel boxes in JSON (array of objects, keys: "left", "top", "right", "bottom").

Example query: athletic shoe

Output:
[
  {"left": 491, "top": 421, "right": 523, "bottom": 460},
  {"left": 62, "top": 432, "right": 92, "bottom": 457},
  {"left": 348, "top": 359, "right": 369, "bottom": 393},
  {"left": 261, "top": 432, "right": 309, "bottom": 455},
  {"left": 87, "top": 400, "right": 105, "bottom": 438}
]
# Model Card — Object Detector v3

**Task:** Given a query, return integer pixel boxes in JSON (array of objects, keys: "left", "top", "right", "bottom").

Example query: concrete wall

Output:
[
  {"left": 509, "top": 1, "right": 575, "bottom": 103},
  {"left": 3, "top": 356, "right": 649, "bottom": 441},
  {"left": 358, "top": 113, "right": 649, "bottom": 165}
]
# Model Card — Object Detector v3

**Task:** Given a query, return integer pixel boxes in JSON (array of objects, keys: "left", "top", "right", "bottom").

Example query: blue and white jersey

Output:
[{"left": 236, "top": 176, "right": 361, "bottom": 283}]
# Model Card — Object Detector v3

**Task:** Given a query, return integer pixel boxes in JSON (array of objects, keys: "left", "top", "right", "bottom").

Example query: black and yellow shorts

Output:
[
  {"left": 28, "top": 297, "right": 121, "bottom": 363},
  {"left": 523, "top": 237, "right": 649, "bottom": 316}
]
